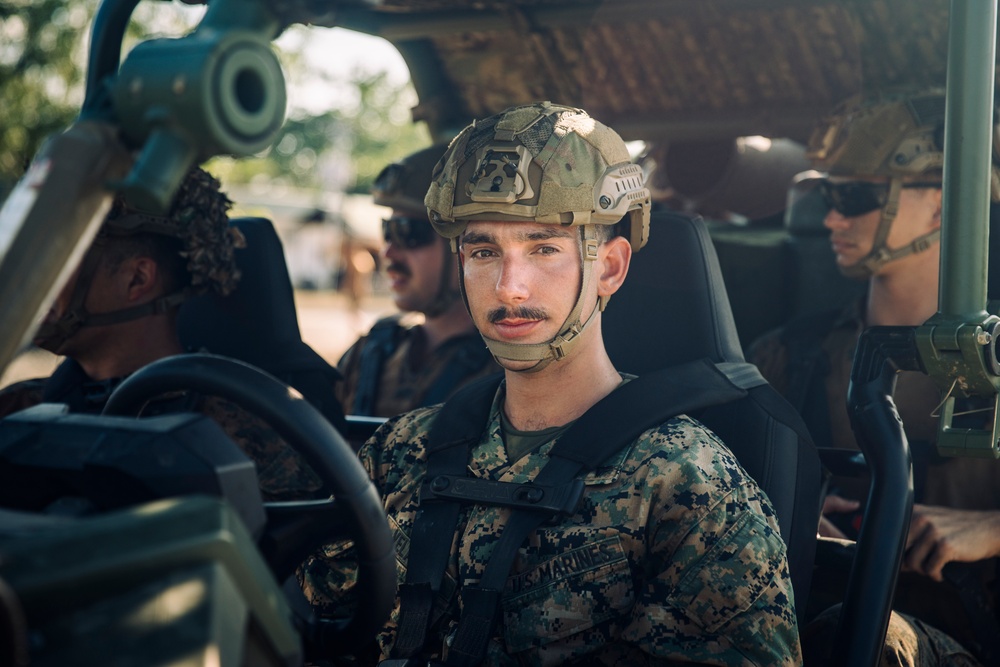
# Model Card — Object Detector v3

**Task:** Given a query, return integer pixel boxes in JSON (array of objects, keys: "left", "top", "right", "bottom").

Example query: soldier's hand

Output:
[
  {"left": 817, "top": 494, "right": 861, "bottom": 539},
  {"left": 903, "top": 504, "right": 1000, "bottom": 581}
]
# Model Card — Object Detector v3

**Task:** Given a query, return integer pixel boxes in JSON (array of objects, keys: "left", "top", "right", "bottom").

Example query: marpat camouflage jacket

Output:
[{"left": 300, "top": 382, "right": 802, "bottom": 666}]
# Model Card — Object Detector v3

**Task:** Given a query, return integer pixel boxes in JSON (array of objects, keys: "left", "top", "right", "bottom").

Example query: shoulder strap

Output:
[
  {"left": 390, "top": 359, "right": 762, "bottom": 665},
  {"left": 390, "top": 374, "right": 503, "bottom": 660},
  {"left": 351, "top": 316, "right": 403, "bottom": 416},
  {"left": 549, "top": 359, "right": 763, "bottom": 468}
]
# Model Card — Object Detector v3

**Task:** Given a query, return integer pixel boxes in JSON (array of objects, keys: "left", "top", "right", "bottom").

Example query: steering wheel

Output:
[{"left": 102, "top": 352, "right": 395, "bottom": 656}]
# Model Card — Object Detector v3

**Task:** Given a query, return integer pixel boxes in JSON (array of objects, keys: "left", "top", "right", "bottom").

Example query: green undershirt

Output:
[
  {"left": 500, "top": 375, "right": 634, "bottom": 462},
  {"left": 501, "top": 411, "right": 572, "bottom": 462}
]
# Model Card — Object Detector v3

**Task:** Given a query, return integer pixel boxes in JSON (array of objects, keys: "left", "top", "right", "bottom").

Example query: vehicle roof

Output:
[{"left": 323, "top": 0, "right": 964, "bottom": 143}]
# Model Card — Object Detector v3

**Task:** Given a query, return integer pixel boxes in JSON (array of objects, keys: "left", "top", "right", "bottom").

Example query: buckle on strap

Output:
[{"left": 422, "top": 475, "right": 585, "bottom": 515}]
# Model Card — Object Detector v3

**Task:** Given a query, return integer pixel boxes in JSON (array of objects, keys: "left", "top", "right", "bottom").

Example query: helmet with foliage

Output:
[
  {"left": 372, "top": 144, "right": 460, "bottom": 318},
  {"left": 425, "top": 102, "right": 650, "bottom": 372},
  {"left": 807, "top": 89, "right": 987, "bottom": 277},
  {"left": 35, "top": 167, "right": 244, "bottom": 351}
]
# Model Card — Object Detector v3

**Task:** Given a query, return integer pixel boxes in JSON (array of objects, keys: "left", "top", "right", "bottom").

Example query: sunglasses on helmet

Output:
[
  {"left": 382, "top": 216, "right": 437, "bottom": 249},
  {"left": 817, "top": 179, "right": 942, "bottom": 217}
]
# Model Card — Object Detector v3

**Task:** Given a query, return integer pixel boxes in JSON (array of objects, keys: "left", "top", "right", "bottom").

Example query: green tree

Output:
[
  {"left": 0, "top": 0, "right": 94, "bottom": 188},
  {"left": 0, "top": 2, "right": 425, "bottom": 196},
  {"left": 0, "top": 0, "right": 202, "bottom": 192}
]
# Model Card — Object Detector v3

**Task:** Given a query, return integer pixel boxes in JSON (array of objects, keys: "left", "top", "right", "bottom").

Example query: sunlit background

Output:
[{"left": 0, "top": 0, "right": 433, "bottom": 384}]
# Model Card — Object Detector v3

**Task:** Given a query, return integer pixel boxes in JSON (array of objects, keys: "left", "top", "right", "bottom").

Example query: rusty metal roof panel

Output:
[{"left": 332, "top": 0, "right": 969, "bottom": 141}]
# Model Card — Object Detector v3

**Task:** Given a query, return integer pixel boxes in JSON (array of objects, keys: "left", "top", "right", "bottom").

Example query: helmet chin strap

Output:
[
  {"left": 34, "top": 244, "right": 189, "bottom": 353},
  {"left": 842, "top": 178, "right": 942, "bottom": 279},
  {"left": 468, "top": 226, "right": 607, "bottom": 374}
]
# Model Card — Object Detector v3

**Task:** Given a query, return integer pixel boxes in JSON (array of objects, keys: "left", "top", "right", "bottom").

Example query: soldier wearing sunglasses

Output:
[
  {"left": 750, "top": 89, "right": 1000, "bottom": 665},
  {"left": 336, "top": 145, "right": 500, "bottom": 419}
]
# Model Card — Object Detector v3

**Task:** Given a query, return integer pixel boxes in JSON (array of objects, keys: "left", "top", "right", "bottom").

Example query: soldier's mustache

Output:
[
  {"left": 387, "top": 262, "right": 411, "bottom": 277},
  {"left": 488, "top": 306, "right": 548, "bottom": 323}
]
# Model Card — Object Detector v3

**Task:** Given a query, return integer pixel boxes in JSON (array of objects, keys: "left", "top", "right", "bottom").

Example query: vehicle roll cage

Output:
[{"left": 0, "top": 0, "right": 998, "bottom": 665}]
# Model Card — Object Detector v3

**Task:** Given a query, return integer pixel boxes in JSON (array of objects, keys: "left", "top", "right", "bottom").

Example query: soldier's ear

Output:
[
  {"left": 596, "top": 235, "right": 631, "bottom": 300},
  {"left": 125, "top": 257, "right": 160, "bottom": 302}
]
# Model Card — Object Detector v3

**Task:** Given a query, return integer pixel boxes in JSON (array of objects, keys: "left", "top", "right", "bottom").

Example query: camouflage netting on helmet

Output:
[{"left": 104, "top": 167, "right": 245, "bottom": 295}]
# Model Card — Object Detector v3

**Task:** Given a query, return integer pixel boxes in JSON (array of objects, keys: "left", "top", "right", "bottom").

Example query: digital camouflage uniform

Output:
[
  {"left": 336, "top": 314, "right": 499, "bottom": 419},
  {"left": 0, "top": 360, "right": 322, "bottom": 502},
  {"left": 749, "top": 299, "right": 996, "bottom": 665},
  {"left": 300, "top": 382, "right": 802, "bottom": 666}
]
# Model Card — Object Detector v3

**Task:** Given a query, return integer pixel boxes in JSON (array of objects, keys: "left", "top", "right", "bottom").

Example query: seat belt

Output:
[
  {"left": 383, "top": 358, "right": 767, "bottom": 666},
  {"left": 390, "top": 373, "right": 503, "bottom": 660},
  {"left": 352, "top": 317, "right": 402, "bottom": 416}
]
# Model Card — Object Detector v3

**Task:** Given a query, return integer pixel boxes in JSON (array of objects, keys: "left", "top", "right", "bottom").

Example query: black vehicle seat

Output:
[
  {"left": 178, "top": 217, "right": 346, "bottom": 432},
  {"left": 603, "top": 210, "right": 823, "bottom": 622}
]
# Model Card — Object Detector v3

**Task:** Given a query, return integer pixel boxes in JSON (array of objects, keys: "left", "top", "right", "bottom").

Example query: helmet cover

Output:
[
  {"left": 426, "top": 101, "right": 650, "bottom": 252},
  {"left": 104, "top": 166, "right": 245, "bottom": 296},
  {"left": 373, "top": 144, "right": 450, "bottom": 214}
]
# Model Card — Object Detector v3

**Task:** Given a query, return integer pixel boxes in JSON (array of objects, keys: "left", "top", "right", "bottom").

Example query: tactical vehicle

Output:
[{"left": 0, "top": 0, "right": 997, "bottom": 665}]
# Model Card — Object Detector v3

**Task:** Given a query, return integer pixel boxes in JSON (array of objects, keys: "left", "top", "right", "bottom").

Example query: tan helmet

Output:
[
  {"left": 373, "top": 144, "right": 449, "bottom": 214},
  {"left": 372, "top": 144, "right": 460, "bottom": 317},
  {"left": 425, "top": 102, "right": 651, "bottom": 372},
  {"left": 807, "top": 89, "right": 957, "bottom": 278},
  {"left": 35, "top": 167, "right": 245, "bottom": 352},
  {"left": 809, "top": 89, "right": 947, "bottom": 179}
]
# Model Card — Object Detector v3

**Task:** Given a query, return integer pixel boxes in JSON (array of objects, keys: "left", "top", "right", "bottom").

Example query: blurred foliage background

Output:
[{"left": 0, "top": 0, "right": 430, "bottom": 198}]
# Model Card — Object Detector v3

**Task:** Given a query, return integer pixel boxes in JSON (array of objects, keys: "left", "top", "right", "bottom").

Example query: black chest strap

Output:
[
  {"left": 352, "top": 317, "right": 402, "bottom": 416},
  {"left": 389, "top": 358, "right": 766, "bottom": 666}
]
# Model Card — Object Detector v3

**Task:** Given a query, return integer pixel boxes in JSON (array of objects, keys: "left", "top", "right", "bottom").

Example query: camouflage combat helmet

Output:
[
  {"left": 372, "top": 144, "right": 460, "bottom": 318},
  {"left": 35, "top": 167, "right": 244, "bottom": 351},
  {"left": 426, "top": 102, "right": 651, "bottom": 372},
  {"left": 807, "top": 89, "right": 956, "bottom": 277},
  {"left": 373, "top": 144, "right": 449, "bottom": 214}
]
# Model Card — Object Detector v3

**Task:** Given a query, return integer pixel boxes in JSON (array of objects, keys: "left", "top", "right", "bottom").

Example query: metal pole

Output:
[{"left": 939, "top": 0, "right": 997, "bottom": 318}]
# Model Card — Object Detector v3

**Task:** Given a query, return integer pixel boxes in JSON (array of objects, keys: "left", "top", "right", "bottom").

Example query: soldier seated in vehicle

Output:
[
  {"left": 300, "top": 102, "right": 801, "bottom": 665},
  {"left": 749, "top": 89, "right": 997, "bottom": 666},
  {"left": 0, "top": 167, "right": 321, "bottom": 501},
  {"left": 337, "top": 145, "right": 500, "bottom": 419}
]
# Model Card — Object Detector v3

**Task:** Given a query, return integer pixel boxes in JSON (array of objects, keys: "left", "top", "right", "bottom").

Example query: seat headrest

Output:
[
  {"left": 178, "top": 217, "right": 332, "bottom": 374},
  {"left": 603, "top": 211, "right": 745, "bottom": 374}
]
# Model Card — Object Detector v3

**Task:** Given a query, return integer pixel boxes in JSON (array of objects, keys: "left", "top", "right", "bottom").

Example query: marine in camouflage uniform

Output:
[
  {"left": 0, "top": 167, "right": 321, "bottom": 501},
  {"left": 301, "top": 102, "right": 801, "bottom": 665},
  {"left": 748, "top": 90, "right": 995, "bottom": 666},
  {"left": 337, "top": 145, "right": 499, "bottom": 418},
  {"left": 302, "top": 385, "right": 799, "bottom": 665}
]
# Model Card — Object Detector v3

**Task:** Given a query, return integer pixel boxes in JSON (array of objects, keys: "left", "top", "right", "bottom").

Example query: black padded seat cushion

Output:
[
  {"left": 178, "top": 217, "right": 345, "bottom": 431},
  {"left": 604, "top": 210, "right": 822, "bottom": 622}
]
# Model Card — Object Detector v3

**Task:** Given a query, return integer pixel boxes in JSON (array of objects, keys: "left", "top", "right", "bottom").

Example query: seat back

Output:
[
  {"left": 178, "top": 217, "right": 345, "bottom": 431},
  {"left": 603, "top": 210, "right": 822, "bottom": 621}
]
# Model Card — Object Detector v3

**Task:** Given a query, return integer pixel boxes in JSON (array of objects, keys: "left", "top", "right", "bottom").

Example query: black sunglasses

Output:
[
  {"left": 818, "top": 179, "right": 941, "bottom": 217},
  {"left": 382, "top": 216, "right": 437, "bottom": 249}
]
